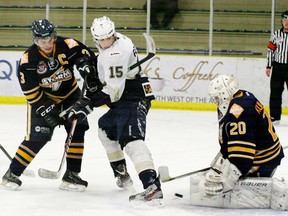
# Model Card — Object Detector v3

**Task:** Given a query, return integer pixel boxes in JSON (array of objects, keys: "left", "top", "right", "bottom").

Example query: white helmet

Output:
[
  {"left": 208, "top": 75, "right": 239, "bottom": 118},
  {"left": 90, "top": 16, "right": 115, "bottom": 40}
]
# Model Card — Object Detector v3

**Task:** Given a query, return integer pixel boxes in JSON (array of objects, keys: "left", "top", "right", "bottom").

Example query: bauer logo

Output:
[{"left": 35, "top": 126, "right": 50, "bottom": 134}]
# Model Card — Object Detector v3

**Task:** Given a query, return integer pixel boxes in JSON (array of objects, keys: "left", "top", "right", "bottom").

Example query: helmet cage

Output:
[{"left": 208, "top": 75, "right": 239, "bottom": 118}]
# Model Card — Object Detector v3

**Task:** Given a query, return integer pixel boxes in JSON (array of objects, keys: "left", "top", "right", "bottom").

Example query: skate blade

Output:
[
  {"left": 1, "top": 180, "right": 20, "bottom": 191},
  {"left": 59, "top": 181, "right": 86, "bottom": 192},
  {"left": 129, "top": 198, "right": 165, "bottom": 209}
]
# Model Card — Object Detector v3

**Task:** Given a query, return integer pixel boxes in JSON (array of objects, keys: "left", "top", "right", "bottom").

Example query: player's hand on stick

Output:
[
  {"left": 75, "top": 56, "right": 96, "bottom": 78},
  {"left": 36, "top": 101, "right": 64, "bottom": 128},
  {"left": 68, "top": 99, "right": 93, "bottom": 122}
]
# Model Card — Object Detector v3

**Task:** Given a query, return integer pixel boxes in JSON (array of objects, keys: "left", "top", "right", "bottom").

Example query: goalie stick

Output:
[
  {"left": 38, "top": 118, "right": 78, "bottom": 179},
  {"left": 0, "top": 144, "right": 35, "bottom": 177},
  {"left": 158, "top": 146, "right": 288, "bottom": 183}
]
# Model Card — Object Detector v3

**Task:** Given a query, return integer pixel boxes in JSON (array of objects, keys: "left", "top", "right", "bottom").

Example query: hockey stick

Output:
[
  {"left": 128, "top": 33, "right": 156, "bottom": 71},
  {"left": 0, "top": 144, "right": 35, "bottom": 177},
  {"left": 158, "top": 166, "right": 210, "bottom": 183},
  {"left": 158, "top": 166, "right": 211, "bottom": 183},
  {"left": 38, "top": 118, "right": 78, "bottom": 179}
]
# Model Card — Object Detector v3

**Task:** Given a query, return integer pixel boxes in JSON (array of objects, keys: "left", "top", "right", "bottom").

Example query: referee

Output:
[{"left": 266, "top": 10, "right": 288, "bottom": 125}]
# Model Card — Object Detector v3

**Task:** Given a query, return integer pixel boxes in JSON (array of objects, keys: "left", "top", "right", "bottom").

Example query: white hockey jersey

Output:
[{"left": 97, "top": 32, "right": 139, "bottom": 102}]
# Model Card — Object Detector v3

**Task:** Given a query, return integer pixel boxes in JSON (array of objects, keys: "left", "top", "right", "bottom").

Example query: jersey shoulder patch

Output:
[
  {"left": 64, "top": 38, "right": 79, "bottom": 49},
  {"left": 20, "top": 52, "right": 29, "bottom": 65},
  {"left": 229, "top": 103, "right": 244, "bottom": 119}
]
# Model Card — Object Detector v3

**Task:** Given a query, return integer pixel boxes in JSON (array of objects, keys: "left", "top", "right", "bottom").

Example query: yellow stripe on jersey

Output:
[
  {"left": 253, "top": 141, "right": 282, "bottom": 164},
  {"left": 255, "top": 141, "right": 281, "bottom": 157},
  {"left": 45, "top": 82, "right": 78, "bottom": 104},
  {"left": 228, "top": 146, "right": 256, "bottom": 154},
  {"left": 228, "top": 140, "right": 256, "bottom": 148},
  {"left": 23, "top": 86, "right": 43, "bottom": 104},
  {"left": 254, "top": 147, "right": 282, "bottom": 164},
  {"left": 228, "top": 154, "right": 254, "bottom": 160}
]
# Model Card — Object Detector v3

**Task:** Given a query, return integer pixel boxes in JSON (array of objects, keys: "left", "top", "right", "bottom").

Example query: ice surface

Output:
[{"left": 0, "top": 105, "right": 287, "bottom": 216}]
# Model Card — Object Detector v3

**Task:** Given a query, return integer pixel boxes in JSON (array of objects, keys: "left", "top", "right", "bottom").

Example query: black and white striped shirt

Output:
[{"left": 266, "top": 28, "right": 288, "bottom": 68}]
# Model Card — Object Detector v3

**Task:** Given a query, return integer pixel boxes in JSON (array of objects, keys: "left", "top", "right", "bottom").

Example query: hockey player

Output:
[
  {"left": 190, "top": 75, "right": 287, "bottom": 210},
  {"left": 67, "top": 16, "right": 163, "bottom": 204},
  {"left": 1, "top": 19, "right": 95, "bottom": 191}
]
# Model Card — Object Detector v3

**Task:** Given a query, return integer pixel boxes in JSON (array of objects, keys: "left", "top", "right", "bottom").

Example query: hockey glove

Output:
[
  {"left": 36, "top": 101, "right": 63, "bottom": 128},
  {"left": 68, "top": 99, "right": 93, "bottom": 122},
  {"left": 75, "top": 56, "right": 96, "bottom": 79},
  {"left": 203, "top": 155, "right": 242, "bottom": 196}
]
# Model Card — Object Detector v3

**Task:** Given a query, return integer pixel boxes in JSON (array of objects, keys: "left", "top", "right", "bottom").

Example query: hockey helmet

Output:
[
  {"left": 208, "top": 75, "right": 239, "bottom": 117},
  {"left": 32, "top": 19, "right": 56, "bottom": 41},
  {"left": 90, "top": 16, "right": 115, "bottom": 40},
  {"left": 282, "top": 11, "right": 288, "bottom": 19}
]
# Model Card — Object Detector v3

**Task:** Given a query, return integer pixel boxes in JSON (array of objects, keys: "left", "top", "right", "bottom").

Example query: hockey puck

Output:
[{"left": 175, "top": 193, "right": 183, "bottom": 198}]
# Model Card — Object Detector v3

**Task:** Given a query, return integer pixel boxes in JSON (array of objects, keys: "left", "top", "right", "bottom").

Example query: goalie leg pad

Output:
[
  {"left": 190, "top": 175, "right": 272, "bottom": 209},
  {"left": 271, "top": 178, "right": 288, "bottom": 211},
  {"left": 98, "top": 128, "right": 124, "bottom": 162},
  {"left": 228, "top": 178, "right": 272, "bottom": 209}
]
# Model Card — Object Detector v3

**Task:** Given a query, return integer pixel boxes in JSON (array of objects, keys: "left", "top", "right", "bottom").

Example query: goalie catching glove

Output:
[
  {"left": 202, "top": 154, "right": 242, "bottom": 196},
  {"left": 36, "top": 101, "right": 64, "bottom": 128},
  {"left": 68, "top": 99, "right": 93, "bottom": 122}
]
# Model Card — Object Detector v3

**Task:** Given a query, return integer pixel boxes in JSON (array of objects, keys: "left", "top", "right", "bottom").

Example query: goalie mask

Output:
[
  {"left": 32, "top": 19, "right": 56, "bottom": 42},
  {"left": 208, "top": 75, "right": 239, "bottom": 120},
  {"left": 90, "top": 16, "right": 115, "bottom": 40}
]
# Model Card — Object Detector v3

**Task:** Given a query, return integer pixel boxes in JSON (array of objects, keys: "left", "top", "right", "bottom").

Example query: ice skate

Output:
[
  {"left": 1, "top": 169, "right": 22, "bottom": 190},
  {"left": 129, "top": 183, "right": 164, "bottom": 207},
  {"left": 59, "top": 170, "right": 88, "bottom": 192},
  {"left": 115, "top": 164, "right": 133, "bottom": 189}
]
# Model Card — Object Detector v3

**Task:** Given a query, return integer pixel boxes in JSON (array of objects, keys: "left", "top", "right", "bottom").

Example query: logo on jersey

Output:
[
  {"left": 47, "top": 58, "right": 59, "bottom": 70},
  {"left": 229, "top": 103, "right": 244, "bottom": 118},
  {"left": 37, "top": 61, "right": 48, "bottom": 74},
  {"left": 35, "top": 126, "right": 50, "bottom": 134},
  {"left": 40, "top": 66, "right": 72, "bottom": 91},
  {"left": 142, "top": 82, "right": 153, "bottom": 96},
  {"left": 110, "top": 52, "right": 120, "bottom": 56}
]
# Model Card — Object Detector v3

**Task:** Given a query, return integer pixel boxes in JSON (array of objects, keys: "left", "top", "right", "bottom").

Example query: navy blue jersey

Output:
[
  {"left": 17, "top": 36, "right": 95, "bottom": 108},
  {"left": 219, "top": 90, "right": 284, "bottom": 176}
]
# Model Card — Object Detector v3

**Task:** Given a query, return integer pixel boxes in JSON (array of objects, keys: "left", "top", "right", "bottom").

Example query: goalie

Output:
[{"left": 190, "top": 75, "right": 287, "bottom": 210}]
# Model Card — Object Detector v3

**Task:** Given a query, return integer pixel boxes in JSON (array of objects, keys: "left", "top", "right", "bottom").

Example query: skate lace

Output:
[{"left": 139, "top": 184, "right": 157, "bottom": 197}]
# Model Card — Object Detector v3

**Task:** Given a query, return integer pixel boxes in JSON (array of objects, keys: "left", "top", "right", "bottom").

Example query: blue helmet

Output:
[{"left": 31, "top": 19, "right": 56, "bottom": 40}]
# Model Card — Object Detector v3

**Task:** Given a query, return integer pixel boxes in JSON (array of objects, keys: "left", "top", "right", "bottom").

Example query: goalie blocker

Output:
[{"left": 190, "top": 174, "right": 288, "bottom": 211}]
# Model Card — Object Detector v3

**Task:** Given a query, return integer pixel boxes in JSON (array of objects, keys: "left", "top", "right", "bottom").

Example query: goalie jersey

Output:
[
  {"left": 218, "top": 90, "right": 284, "bottom": 176},
  {"left": 17, "top": 36, "right": 95, "bottom": 108}
]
